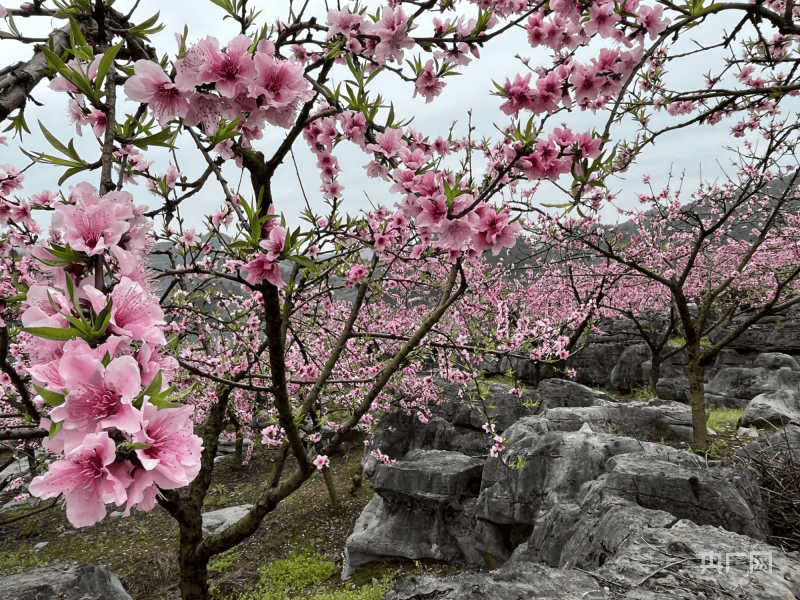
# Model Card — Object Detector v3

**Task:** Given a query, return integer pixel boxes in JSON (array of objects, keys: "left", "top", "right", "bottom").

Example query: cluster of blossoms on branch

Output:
[{"left": 0, "top": 174, "right": 203, "bottom": 527}]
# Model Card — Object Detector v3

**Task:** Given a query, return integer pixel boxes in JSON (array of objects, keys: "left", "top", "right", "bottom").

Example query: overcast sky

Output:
[{"left": 0, "top": 1, "right": 780, "bottom": 232}]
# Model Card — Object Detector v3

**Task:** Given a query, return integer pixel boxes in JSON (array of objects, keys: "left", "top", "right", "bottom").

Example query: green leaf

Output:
[
  {"left": 22, "top": 326, "right": 83, "bottom": 341},
  {"left": 49, "top": 421, "right": 64, "bottom": 439},
  {"left": 120, "top": 442, "right": 151, "bottom": 451},
  {"left": 94, "top": 43, "right": 123, "bottom": 93},
  {"left": 129, "top": 127, "right": 178, "bottom": 149},
  {"left": 143, "top": 371, "right": 164, "bottom": 399},
  {"left": 286, "top": 255, "right": 314, "bottom": 269},
  {"left": 39, "top": 121, "right": 71, "bottom": 156},
  {"left": 34, "top": 385, "right": 65, "bottom": 407}
]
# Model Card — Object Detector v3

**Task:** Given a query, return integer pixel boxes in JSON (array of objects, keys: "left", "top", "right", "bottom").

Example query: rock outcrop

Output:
[{"left": 0, "top": 564, "right": 132, "bottom": 600}]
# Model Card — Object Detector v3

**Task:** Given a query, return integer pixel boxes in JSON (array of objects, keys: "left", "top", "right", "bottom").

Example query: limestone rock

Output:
[
  {"left": 474, "top": 430, "right": 665, "bottom": 561},
  {"left": 566, "top": 343, "right": 624, "bottom": 388},
  {"left": 362, "top": 380, "right": 537, "bottom": 475},
  {"left": 705, "top": 366, "right": 800, "bottom": 408},
  {"left": 733, "top": 422, "right": 800, "bottom": 462},
  {"left": 655, "top": 377, "right": 690, "bottom": 403},
  {"left": 754, "top": 352, "right": 800, "bottom": 371},
  {"left": 544, "top": 399, "right": 693, "bottom": 442},
  {"left": 603, "top": 453, "right": 769, "bottom": 541},
  {"left": 344, "top": 450, "right": 485, "bottom": 578},
  {"left": 742, "top": 389, "right": 800, "bottom": 428},
  {"left": 201, "top": 504, "right": 252, "bottom": 535},
  {"left": 610, "top": 344, "right": 651, "bottom": 392},
  {"left": 536, "top": 378, "right": 614, "bottom": 411},
  {"left": 598, "top": 519, "right": 800, "bottom": 600},
  {"left": 380, "top": 562, "right": 604, "bottom": 600},
  {"left": 0, "top": 564, "right": 131, "bottom": 600}
]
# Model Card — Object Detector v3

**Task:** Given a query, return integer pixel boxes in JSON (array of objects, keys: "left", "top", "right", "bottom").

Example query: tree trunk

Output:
[
  {"left": 322, "top": 465, "right": 341, "bottom": 514},
  {"left": 650, "top": 354, "right": 661, "bottom": 394},
  {"left": 231, "top": 431, "right": 244, "bottom": 471},
  {"left": 178, "top": 508, "right": 211, "bottom": 600},
  {"left": 687, "top": 350, "right": 709, "bottom": 448}
]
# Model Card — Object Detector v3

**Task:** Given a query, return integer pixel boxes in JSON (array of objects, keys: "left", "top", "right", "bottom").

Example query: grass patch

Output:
[
  {"left": 266, "top": 551, "right": 338, "bottom": 590},
  {"left": 0, "top": 545, "right": 46, "bottom": 572},
  {"left": 668, "top": 336, "right": 712, "bottom": 348},
  {"left": 234, "top": 549, "right": 388, "bottom": 600},
  {"left": 209, "top": 547, "right": 241, "bottom": 574},
  {"left": 707, "top": 407, "right": 744, "bottom": 431}
]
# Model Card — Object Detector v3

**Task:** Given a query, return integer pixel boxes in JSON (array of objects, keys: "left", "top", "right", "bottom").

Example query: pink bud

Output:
[{"left": 20, "top": 2, "right": 33, "bottom": 11}]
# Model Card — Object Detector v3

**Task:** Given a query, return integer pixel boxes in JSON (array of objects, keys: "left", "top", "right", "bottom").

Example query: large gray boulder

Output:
[
  {"left": 202, "top": 504, "right": 252, "bottom": 535},
  {"left": 536, "top": 378, "right": 614, "bottom": 411},
  {"left": 343, "top": 450, "right": 485, "bottom": 578},
  {"left": 610, "top": 344, "right": 651, "bottom": 391},
  {"left": 754, "top": 352, "right": 800, "bottom": 371},
  {"left": 474, "top": 430, "right": 666, "bottom": 561},
  {"left": 596, "top": 519, "right": 800, "bottom": 600},
  {"left": 544, "top": 399, "right": 693, "bottom": 442},
  {"left": 362, "top": 379, "right": 538, "bottom": 475},
  {"left": 710, "top": 315, "right": 800, "bottom": 354},
  {"left": 602, "top": 453, "right": 769, "bottom": 540},
  {"left": 741, "top": 389, "right": 800, "bottom": 428},
  {"left": 705, "top": 366, "right": 800, "bottom": 408},
  {"left": 656, "top": 376, "right": 690, "bottom": 403},
  {"left": 380, "top": 562, "right": 604, "bottom": 600},
  {"left": 733, "top": 422, "right": 800, "bottom": 462},
  {"left": 566, "top": 342, "right": 624, "bottom": 388},
  {"left": 0, "top": 564, "right": 131, "bottom": 600}
]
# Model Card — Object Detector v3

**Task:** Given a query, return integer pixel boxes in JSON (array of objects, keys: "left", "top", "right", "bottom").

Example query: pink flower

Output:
[
  {"left": 344, "top": 264, "right": 369, "bottom": 287},
  {"left": 124, "top": 400, "right": 203, "bottom": 515},
  {"left": 258, "top": 226, "right": 286, "bottom": 260},
  {"left": 414, "top": 60, "right": 445, "bottom": 103},
  {"left": 0, "top": 164, "right": 24, "bottom": 196},
  {"left": 570, "top": 65, "right": 601, "bottom": 104},
  {"left": 261, "top": 425, "right": 285, "bottom": 446},
  {"left": 474, "top": 208, "right": 521, "bottom": 255},
  {"left": 313, "top": 454, "right": 329, "bottom": 470},
  {"left": 374, "top": 6, "right": 416, "bottom": 64},
  {"left": 243, "top": 253, "right": 285, "bottom": 287},
  {"left": 53, "top": 188, "right": 132, "bottom": 256},
  {"left": 198, "top": 35, "right": 256, "bottom": 98},
  {"left": 499, "top": 73, "right": 534, "bottom": 116},
  {"left": 124, "top": 60, "right": 189, "bottom": 126},
  {"left": 184, "top": 93, "right": 232, "bottom": 135},
  {"left": 85, "top": 277, "right": 166, "bottom": 345},
  {"left": 436, "top": 218, "right": 476, "bottom": 252},
  {"left": 50, "top": 354, "right": 142, "bottom": 446},
  {"left": 416, "top": 195, "right": 449, "bottom": 231},
  {"left": 249, "top": 53, "right": 314, "bottom": 108},
  {"left": 28, "top": 432, "right": 129, "bottom": 527},
  {"left": 367, "top": 127, "right": 404, "bottom": 158},
  {"left": 585, "top": 1, "right": 620, "bottom": 38},
  {"left": 135, "top": 401, "right": 202, "bottom": 485},
  {"left": 637, "top": 4, "right": 670, "bottom": 40}
]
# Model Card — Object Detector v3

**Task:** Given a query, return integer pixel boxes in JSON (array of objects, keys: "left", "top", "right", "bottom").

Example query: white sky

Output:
[{"left": 0, "top": 1, "right": 785, "bottom": 232}]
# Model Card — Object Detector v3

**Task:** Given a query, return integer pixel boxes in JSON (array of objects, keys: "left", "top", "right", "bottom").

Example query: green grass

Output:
[
  {"left": 668, "top": 336, "right": 712, "bottom": 348},
  {"left": 707, "top": 407, "right": 744, "bottom": 431},
  {"left": 234, "top": 550, "right": 390, "bottom": 600},
  {"left": 209, "top": 547, "right": 241, "bottom": 574}
]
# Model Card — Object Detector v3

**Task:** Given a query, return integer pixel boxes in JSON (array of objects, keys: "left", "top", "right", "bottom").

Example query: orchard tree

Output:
[
  {"left": 1, "top": 1, "right": 800, "bottom": 599},
  {"left": 542, "top": 158, "right": 800, "bottom": 447}
]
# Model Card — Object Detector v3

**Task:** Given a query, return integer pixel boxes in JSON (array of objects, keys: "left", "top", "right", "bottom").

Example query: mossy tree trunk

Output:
[{"left": 686, "top": 349, "right": 709, "bottom": 448}]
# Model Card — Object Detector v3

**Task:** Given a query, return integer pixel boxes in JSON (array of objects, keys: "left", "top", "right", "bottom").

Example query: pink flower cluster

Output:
[
  {"left": 19, "top": 183, "right": 203, "bottom": 528},
  {"left": 120, "top": 36, "right": 314, "bottom": 143}
]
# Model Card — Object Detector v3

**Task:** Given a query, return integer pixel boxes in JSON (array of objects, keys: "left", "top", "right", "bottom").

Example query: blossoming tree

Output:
[{"left": 2, "top": 0, "right": 800, "bottom": 598}]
